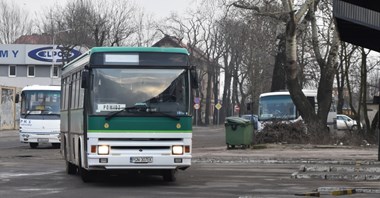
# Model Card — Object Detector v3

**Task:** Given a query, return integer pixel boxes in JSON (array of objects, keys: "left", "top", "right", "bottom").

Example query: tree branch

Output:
[{"left": 232, "top": 0, "right": 290, "bottom": 22}]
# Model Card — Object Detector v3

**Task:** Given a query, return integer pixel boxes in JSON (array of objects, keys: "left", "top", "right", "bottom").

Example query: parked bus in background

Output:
[
  {"left": 61, "top": 47, "right": 198, "bottom": 182},
  {"left": 258, "top": 90, "right": 336, "bottom": 131},
  {"left": 15, "top": 85, "right": 61, "bottom": 148}
]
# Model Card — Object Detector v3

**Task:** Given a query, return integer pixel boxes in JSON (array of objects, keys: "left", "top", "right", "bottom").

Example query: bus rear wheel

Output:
[
  {"left": 66, "top": 161, "right": 77, "bottom": 175},
  {"left": 29, "top": 143, "right": 38, "bottom": 149}
]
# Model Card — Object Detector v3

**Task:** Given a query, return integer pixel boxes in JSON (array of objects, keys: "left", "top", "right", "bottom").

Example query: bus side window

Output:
[{"left": 81, "top": 69, "right": 90, "bottom": 88}]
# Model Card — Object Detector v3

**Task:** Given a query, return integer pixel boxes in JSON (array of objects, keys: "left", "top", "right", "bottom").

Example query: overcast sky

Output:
[{"left": 16, "top": 0, "right": 197, "bottom": 19}]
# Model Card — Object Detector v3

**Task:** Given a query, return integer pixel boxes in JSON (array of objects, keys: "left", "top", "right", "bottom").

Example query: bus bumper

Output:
[
  {"left": 19, "top": 132, "right": 61, "bottom": 143},
  {"left": 87, "top": 155, "right": 191, "bottom": 171}
]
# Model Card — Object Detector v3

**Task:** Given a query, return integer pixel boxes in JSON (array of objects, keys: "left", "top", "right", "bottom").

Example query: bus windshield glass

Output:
[
  {"left": 21, "top": 91, "right": 61, "bottom": 117},
  {"left": 258, "top": 95, "right": 296, "bottom": 121},
  {"left": 91, "top": 68, "right": 189, "bottom": 116}
]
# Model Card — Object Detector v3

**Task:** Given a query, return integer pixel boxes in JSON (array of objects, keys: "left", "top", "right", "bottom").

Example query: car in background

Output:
[
  {"left": 336, "top": 114, "right": 361, "bottom": 130},
  {"left": 241, "top": 114, "right": 259, "bottom": 130}
]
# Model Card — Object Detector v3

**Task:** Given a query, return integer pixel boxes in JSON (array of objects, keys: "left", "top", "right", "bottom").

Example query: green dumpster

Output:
[{"left": 225, "top": 117, "right": 253, "bottom": 149}]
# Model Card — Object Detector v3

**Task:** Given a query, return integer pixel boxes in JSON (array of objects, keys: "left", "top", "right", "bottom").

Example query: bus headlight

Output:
[
  {"left": 98, "top": 145, "right": 110, "bottom": 155},
  {"left": 172, "top": 145, "right": 183, "bottom": 155}
]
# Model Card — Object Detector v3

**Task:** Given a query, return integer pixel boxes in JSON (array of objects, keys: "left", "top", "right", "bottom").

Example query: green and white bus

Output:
[{"left": 61, "top": 47, "right": 198, "bottom": 182}]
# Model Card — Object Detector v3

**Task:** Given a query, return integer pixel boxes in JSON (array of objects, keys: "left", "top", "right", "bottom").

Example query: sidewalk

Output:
[
  {"left": 192, "top": 142, "right": 380, "bottom": 181},
  {"left": 193, "top": 143, "right": 379, "bottom": 162}
]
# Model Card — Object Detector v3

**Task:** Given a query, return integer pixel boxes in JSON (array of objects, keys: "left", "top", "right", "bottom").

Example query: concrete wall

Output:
[{"left": 0, "top": 86, "right": 20, "bottom": 130}]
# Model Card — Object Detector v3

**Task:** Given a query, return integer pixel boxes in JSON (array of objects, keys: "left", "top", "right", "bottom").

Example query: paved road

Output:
[{"left": 1, "top": 128, "right": 380, "bottom": 197}]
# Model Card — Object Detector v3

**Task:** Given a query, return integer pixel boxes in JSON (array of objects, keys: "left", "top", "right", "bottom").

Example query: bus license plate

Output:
[
  {"left": 130, "top": 157, "right": 153, "bottom": 163},
  {"left": 37, "top": 138, "right": 49, "bottom": 143}
]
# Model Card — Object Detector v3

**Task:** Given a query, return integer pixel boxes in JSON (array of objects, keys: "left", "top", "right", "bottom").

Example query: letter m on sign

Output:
[{"left": 0, "top": 50, "right": 9, "bottom": 58}]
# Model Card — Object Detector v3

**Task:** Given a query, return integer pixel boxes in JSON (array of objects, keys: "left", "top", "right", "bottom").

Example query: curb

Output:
[
  {"left": 292, "top": 164, "right": 380, "bottom": 181},
  {"left": 192, "top": 157, "right": 380, "bottom": 165},
  {"left": 294, "top": 192, "right": 320, "bottom": 197},
  {"left": 331, "top": 189, "right": 356, "bottom": 196},
  {"left": 295, "top": 187, "right": 380, "bottom": 196}
]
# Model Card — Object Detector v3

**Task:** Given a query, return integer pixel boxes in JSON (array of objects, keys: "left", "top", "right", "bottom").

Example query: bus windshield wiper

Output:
[
  {"left": 148, "top": 110, "right": 180, "bottom": 121},
  {"left": 105, "top": 105, "right": 144, "bottom": 121},
  {"left": 24, "top": 110, "right": 37, "bottom": 118},
  {"left": 105, "top": 103, "right": 180, "bottom": 121}
]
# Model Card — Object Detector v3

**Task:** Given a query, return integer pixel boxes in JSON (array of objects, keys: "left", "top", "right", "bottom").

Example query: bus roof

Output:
[
  {"left": 259, "top": 89, "right": 317, "bottom": 98},
  {"left": 21, "top": 85, "right": 61, "bottom": 91},
  {"left": 63, "top": 47, "right": 189, "bottom": 71},
  {"left": 89, "top": 47, "right": 189, "bottom": 54}
]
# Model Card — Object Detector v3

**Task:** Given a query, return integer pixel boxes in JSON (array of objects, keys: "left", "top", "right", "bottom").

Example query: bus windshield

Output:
[
  {"left": 258, "top": 95, "right": 296, "bottom": 121},
  {"left": 91, "top": 68, "right": 189, "bottom": 116},
  {"left": 21, "top": 90, "right": 61, "bottom": 117}
]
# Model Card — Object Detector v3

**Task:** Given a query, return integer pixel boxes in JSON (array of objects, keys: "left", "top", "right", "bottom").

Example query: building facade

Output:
[{"left": 0, "top": 44, "right": 82, "bottom": 88}]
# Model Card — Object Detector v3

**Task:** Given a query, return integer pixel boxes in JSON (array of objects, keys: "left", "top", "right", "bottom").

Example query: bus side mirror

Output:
[
  {"left": 190, "top": 67, "right": 199, "bottom": 89},
  {"left": 15, "top": 94, "right": 20, "bottom": 103},
  {"left": 81, "top": 69, "right": 90, "bottom": 89}
]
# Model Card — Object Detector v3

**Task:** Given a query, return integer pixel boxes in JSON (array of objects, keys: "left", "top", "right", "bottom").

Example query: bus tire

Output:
[
  {"left": 29, "top": 143, "right": 38, "bottom": 149},
  {"left": 52, "top": 143, "right": 60, "bottom": 149},
  {"left": 66, "top": 160, "right": 77, "bottom": 175},
  {"left": 162, "top": 169, "right": 176, "bottom": 182},
  {"left": 79, "top": 167, "right": 93, "bottom": 183},
  {"left": 78, "top": 145, "right": 93, "bottom": 182}
]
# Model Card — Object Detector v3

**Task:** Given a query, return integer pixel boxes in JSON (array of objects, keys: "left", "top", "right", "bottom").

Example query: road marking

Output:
[{"left": 0, "top": 170, "right": 60, "bottom": 179}]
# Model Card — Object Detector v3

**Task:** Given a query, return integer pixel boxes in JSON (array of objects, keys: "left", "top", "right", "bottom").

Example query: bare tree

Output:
[
  {"left": 233, "top": 0, "right": 341, "bottom": 140},
  {"left": 0, "top": 0, "right": 32, "bottom": 44},
  {"left": 105, "top": 0, "right": 137, "bottom": 46},
  {"left": 133, "top": 8, "right": 161, "bottom": 47},
  {"left": 40, "top": 0, "right": 139, "bottom": 48},
  {"left": 336, "top": 42, "right": 358, "bottom": 114},
  {"left": 164, "top": 1, "right": 225, "bottom": 125}
]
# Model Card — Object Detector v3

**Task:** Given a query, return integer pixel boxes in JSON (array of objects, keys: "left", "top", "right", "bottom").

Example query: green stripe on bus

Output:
[
  {"left": 88, "top": 130, "right": 192, "bottom": 133},
  {"left": 88, "top": 116, "right": 192, "bottom": 131}
]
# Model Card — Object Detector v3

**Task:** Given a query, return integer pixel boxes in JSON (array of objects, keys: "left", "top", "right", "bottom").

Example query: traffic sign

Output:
[
  {"left": 194, "top": 103, "right": 200, "bottom": 109},
  {"left": 215, "top": 103, "right": 222, "bottom": 110},
  {"left": 194, "top": 97, "right": 200, "bottom": 104},
  {"left": 234, "top": 105, "right": 240, "bottom": 112}
]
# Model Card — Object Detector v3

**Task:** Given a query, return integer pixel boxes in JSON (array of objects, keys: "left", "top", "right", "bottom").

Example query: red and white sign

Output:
[
  {"left": 234, "top": 105, "right": 240, "bottom": 112},
  {"left": 194, "top": 103, "right": 200, "bottom": 110}
]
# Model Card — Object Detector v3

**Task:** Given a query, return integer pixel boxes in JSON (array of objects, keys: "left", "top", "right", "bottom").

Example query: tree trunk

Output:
[
  {"left": 360, "top": 48, "right": 372, "bottom": 135},
  {"left": 222, "top": 55, "right": 233, "bottom": 121},
  {"left": 285, "top": 7, "right": 324, "bottom": 141},
  {"left": 212, "top": 63, "right": 220, "bottom": 125},
  {"left": 204, "top": 69, "right": 213, "bottom": 125},
  {"left": 336, "top": 43, "right": 346, "bottom": 114},
  {"left": 271, "top": 33, "right": 287, "bottom": 91}
]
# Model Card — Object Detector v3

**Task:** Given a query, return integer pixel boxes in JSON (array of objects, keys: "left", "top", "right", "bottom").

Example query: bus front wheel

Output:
[
  {"left": 162, "top": 169, "right": 176, "bottom": 182},
  {"left": 78, "top": 145, "right": 94, "bottom": 182},
  {"left": 79, "top": 167, "right": 93, "bottom": 182},
  {"left": 29, "top": 143, "right": 38, "bottom": 149}
]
